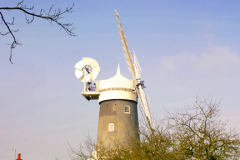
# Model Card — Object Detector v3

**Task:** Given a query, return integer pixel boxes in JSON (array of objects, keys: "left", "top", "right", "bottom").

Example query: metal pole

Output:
[{"left": 12, "top": 147, "right": 16, "bottom": 160}]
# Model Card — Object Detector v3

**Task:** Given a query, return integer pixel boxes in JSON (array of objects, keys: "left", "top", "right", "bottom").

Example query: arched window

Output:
[{"left": 108, "top": 123, "right": 114, "bottom": 132}]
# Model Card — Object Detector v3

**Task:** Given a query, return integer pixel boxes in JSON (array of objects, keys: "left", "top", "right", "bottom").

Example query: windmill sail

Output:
[
  {"left": 133, "top": 50, "right": 142, "bottom": 80},
  {"left": 115, "top": 10, "right": 154, "bottom": 130}
]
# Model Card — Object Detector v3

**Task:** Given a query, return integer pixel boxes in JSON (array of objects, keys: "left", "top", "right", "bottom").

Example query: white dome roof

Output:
[{"left": 98, "top": 64, "right": 135, "bottom": 92}]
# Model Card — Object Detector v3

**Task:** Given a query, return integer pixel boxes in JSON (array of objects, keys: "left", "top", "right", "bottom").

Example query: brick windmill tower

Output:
[{"left": 74, "top": 10, "right": 154, "bottom": 149}]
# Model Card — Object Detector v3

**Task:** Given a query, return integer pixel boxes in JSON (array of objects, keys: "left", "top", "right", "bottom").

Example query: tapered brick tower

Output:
[{"left": 96, "top": 65, "right": 139, "bottom": 147}]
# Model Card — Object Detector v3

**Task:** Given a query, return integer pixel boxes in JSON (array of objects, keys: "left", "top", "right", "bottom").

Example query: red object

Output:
[
  {"left": 17, "top": 153, "right": 21, "bottom": 159},
  {"left": 16, "top": 153, "right": 22, "bottom": 160}
]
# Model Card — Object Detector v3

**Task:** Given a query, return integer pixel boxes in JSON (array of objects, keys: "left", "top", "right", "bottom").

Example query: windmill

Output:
[{"left": 74, "top": 10, "right": 154, "bottom": 150}]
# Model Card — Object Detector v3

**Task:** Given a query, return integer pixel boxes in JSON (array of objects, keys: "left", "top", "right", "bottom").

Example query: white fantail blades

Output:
[
  {"left": 74, "top": 57, "right": 100, "bottom": 82},
  {"left": 75, "top": 59, "right": 85, "bottom": 70},
  {"left": 81, "top": 74, "right": 91, "bottom": 82},
  {"left": 91, "top": 64, "right": 100, "bottom": 73},
  {"left": 75, "top": 69, "right": 84, "bottom": 79},
  {"left": 84, "top": 57, "right": 94, "bottom": 66}
]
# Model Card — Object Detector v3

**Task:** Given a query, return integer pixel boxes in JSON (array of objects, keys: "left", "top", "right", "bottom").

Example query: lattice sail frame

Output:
[{"left": 115, "top": 10, "right": 154, "bottom": 130}]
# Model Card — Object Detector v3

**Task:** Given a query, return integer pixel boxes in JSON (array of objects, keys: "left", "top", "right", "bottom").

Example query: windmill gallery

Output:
[{"left": 74, "top": 10, "right": 154, "bottom": 154}]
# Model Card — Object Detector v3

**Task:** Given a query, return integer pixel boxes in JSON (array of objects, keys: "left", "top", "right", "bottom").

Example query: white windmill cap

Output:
[
  {"left": 98, "top": 64, "right": 134, "bottom": 91},
  {"left": 98, "top": 64, "right": 137, "bottom": 103}
]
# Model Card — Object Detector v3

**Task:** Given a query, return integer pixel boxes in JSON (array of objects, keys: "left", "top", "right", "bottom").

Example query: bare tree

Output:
[
  {"left": 167, "top": 97, "right": 240, "bottom": 160},
  {"left": 0, "top": 0, "right": 76, "bottom": 63},
  {"left": 68, "top": 135, "right": 98, "bottom": 160}
]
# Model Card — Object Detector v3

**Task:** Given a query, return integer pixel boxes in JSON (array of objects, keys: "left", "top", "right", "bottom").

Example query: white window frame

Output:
[
  {"left": 108, "top": 123, "right": 114, "bottom": 132},
  {"left": 124, "top": 106, "right": 130, "bottom": 114}
]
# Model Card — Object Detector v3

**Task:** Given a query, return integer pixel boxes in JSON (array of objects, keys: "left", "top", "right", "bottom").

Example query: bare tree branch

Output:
[
  {"left": 166, "top": 97, "right": 240, "bottom": 159},
  {"left": 0, "top": 12, "right": 21, "bottom": 64},
  {"left": 0, "top": 0, "right": 76, "bottom": 63}
]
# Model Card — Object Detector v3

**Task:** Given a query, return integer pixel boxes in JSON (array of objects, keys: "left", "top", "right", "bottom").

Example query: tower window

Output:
[
  {"left": 124, "top": 106, "right": 130, "bottom": 114},
  {"left": 108, "top": 123, "right": 114, "bottom": 132}
]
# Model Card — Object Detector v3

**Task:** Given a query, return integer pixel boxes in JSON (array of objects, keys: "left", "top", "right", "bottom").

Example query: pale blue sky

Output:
[{"left": 1, "top": 0, "right": 240, "bottom": 159}]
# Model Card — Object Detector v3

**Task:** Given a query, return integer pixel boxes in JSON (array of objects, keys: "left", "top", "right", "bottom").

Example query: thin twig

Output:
[{"left": 0, "top": 1, "right": 76, "bottom": 63}]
